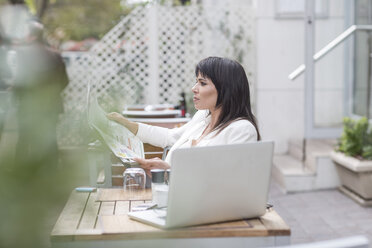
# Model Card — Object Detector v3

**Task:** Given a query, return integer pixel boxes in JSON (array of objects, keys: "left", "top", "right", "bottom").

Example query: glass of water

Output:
[{"left": 123, "top": 168, "right": 146, "bottom": 191}]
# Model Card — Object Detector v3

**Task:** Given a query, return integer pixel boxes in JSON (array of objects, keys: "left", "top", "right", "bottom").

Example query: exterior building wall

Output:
[{"left": 255, "top": 0, "right": 345, "bottom": 153}]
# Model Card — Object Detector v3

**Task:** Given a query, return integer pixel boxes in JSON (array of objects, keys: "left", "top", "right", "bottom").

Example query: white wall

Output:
[{"left": 255, "top": 0, "right": 345, "bottom": 154}]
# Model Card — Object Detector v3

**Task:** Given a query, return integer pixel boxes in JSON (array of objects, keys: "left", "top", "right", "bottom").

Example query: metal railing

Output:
[{"left": 288, "top": 25, "right": 372, "bottom": 80}]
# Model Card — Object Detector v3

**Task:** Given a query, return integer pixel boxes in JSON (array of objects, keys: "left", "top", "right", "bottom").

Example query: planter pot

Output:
[{"left": 330, "top": 151, "right": 372, "bottom": 206}]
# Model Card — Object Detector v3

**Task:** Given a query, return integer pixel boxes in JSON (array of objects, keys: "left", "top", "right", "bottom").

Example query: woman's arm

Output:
[
  {"left": 106, "top": 111, "right": 188, "bottom": 148},
  {"left": 136, "top": 110, "right": 208, "bottom": 148},
  {"left": 107, "top": 110, "right": 208, "bottom": 149},
  {"left": 107, "top": 112, "right": 139, "bottom": 135}
]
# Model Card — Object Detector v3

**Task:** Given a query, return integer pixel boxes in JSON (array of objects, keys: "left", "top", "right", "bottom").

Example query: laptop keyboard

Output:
[{"left": 153, "top": 208, "right": 167, "bottom": 219}]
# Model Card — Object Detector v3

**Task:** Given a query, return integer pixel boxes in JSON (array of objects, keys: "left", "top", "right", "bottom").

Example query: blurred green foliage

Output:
[
  {"left": 0, "top": 0, "right": 135, "bottom": 43},
  {"left": 338, "top": 117, "right": 372, "bottom": 160},
  {"left": 0, "top": 107, "right": 91, "bottom": 248},
  {"left": 41, "top": 0, "right": 130, "bottom": 42},
  {"left": 0, "top": 0, "right": 192, "bottom": 44},
  {"left": 0, "top": 1, "right": 195, "bottom": 247}
]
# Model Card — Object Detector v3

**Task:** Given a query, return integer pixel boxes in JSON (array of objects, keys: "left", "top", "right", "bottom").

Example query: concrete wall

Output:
[{"left": 255, "top": 0, "right": 345, "bottom": 154}]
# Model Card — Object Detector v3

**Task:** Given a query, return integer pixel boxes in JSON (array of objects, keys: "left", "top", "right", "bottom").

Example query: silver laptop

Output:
[{"left": 128, "top": 141, "right": 274, "bottom": 229}]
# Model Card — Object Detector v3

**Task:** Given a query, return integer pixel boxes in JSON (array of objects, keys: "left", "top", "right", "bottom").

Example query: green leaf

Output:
[
  {"left": 337, "top": 117, "right": 372, "bottom": 159},
  {"left": 362, "top": 145, "right": 372, "bottom": 160}
]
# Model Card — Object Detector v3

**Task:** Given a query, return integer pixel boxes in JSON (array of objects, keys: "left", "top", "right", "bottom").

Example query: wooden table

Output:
[{"left": 51, "top": 189, "right": 291, "bottom": 248}]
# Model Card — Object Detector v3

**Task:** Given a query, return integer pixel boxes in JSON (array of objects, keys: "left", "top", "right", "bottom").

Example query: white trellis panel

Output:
[
  {"left": 157, "top": 5, "right": 205, "bottom": 103},
  {"left": 59, "top": 2, "right": 256, "bottom": 146},
  {"left": 89, "top": 6, "right": 151, "bottom": 109}
]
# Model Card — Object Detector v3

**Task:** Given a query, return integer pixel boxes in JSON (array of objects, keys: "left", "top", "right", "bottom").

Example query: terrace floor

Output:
[{"left": 268, "top": 180, "right": 372, "bottom": 245}]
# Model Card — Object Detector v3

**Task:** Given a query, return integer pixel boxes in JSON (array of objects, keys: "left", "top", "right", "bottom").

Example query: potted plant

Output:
[{"left": 330, "top": 117, "right": 372, "bottom": 206}]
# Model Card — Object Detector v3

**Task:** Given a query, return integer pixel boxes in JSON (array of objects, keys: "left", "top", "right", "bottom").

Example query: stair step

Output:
[
  {"left": 288, "top": 141, "right": 304, "bottom": 162},
  {"left": 273, "top": 154, "right": 340, "bottom": 193},
  {"left": 306, "top": 139, "right": 336, "bottom": 156},
  {"left": 287, "top": 139, "right": 337, "bottom": 163},
  {"left": 273, "top": 155, "right": 316, "bottom": 193},
  {"left": 305, "top": 139, "right": 337, "bottom": 171},
  {"left": 273, "top": 138, "right": 340, "bottom": 193},
  {"left": 273, "top": 155, "right": 314, "bottom": 176}
]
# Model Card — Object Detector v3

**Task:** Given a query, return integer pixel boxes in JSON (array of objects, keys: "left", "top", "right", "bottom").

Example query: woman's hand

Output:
[
  {"left": 107, "top": 112, "right": 125, "bottom": 123},
  {"left": 133, "top": 157, "right": 170, "bottom": 177},
  {"left": 106, "top": 112, "right": 139, "bottom": 135}
]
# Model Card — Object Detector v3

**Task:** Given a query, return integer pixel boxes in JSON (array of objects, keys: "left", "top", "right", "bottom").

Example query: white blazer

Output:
[{"left": 136, "top": 110, "right": 258, "bottom": 164}]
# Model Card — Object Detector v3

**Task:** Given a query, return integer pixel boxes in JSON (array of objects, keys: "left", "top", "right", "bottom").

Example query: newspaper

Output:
[{"left": 88, "top": 97, "right": 144, "bottom": 163}]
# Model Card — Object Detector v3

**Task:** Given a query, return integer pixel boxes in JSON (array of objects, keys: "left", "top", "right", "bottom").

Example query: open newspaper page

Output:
[{"left": 88, "top": 97, "right": 144, "bottom": 162}]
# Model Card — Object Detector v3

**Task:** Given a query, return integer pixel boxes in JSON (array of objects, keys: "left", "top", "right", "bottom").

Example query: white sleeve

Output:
[{"left": 136, "top": 110, "right": 207, "bottom": 148}]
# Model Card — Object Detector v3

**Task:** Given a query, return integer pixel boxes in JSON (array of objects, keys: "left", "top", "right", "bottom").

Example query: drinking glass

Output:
[{"left": 123, "top": 168, "right": 146, "bottom": 191}]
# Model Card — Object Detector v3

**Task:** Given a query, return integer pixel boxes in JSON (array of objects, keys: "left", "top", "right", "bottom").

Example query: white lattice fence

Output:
[
  {"left": 59, "top": 7, "right": 151, "bottom": 146},
  {"left": 63, "top": 7, "right": 150, "bottom": 113},
  {"left": 202, "top": 0, "right": 256, "bottom": 81},
  {"left": 58, "top": 52, "right": 93, "bottom": 146},
  {"left": 59, "top": 2, "right": 256, "bottom": 146},
  {"left": 157, "top": 5, "right": 205, "bottom": 103},
  {"left": 89, "top": 6, "right": 150, "bottom": 108}
]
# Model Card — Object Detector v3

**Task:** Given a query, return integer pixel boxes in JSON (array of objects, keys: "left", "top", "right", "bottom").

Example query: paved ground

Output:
[{"left": 268, "top": 180, "right": 372, "bottom": 245}]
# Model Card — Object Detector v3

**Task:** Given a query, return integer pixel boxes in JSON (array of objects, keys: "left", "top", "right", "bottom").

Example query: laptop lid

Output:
[{"left": 165, "top": 141, "right": 274, "bottom": 228}]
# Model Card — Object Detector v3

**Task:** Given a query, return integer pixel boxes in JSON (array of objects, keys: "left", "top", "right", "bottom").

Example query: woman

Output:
[{"left": 107, "top": 57, "right": 260, "bottom": 173}]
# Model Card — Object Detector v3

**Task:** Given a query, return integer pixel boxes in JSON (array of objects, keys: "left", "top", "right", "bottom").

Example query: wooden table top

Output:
[{"left": 51, "top": 188, "right": 290, "bottom": 242}]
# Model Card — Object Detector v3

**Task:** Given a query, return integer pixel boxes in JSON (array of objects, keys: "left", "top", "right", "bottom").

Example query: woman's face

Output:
[{"left": 192, "top": 73, "right": 218, "bottom": 111}]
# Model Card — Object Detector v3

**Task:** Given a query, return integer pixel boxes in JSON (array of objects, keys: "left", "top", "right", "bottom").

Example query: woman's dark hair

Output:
[{"left": 195, "top": 57, "right": 261, "bottom": 140}]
